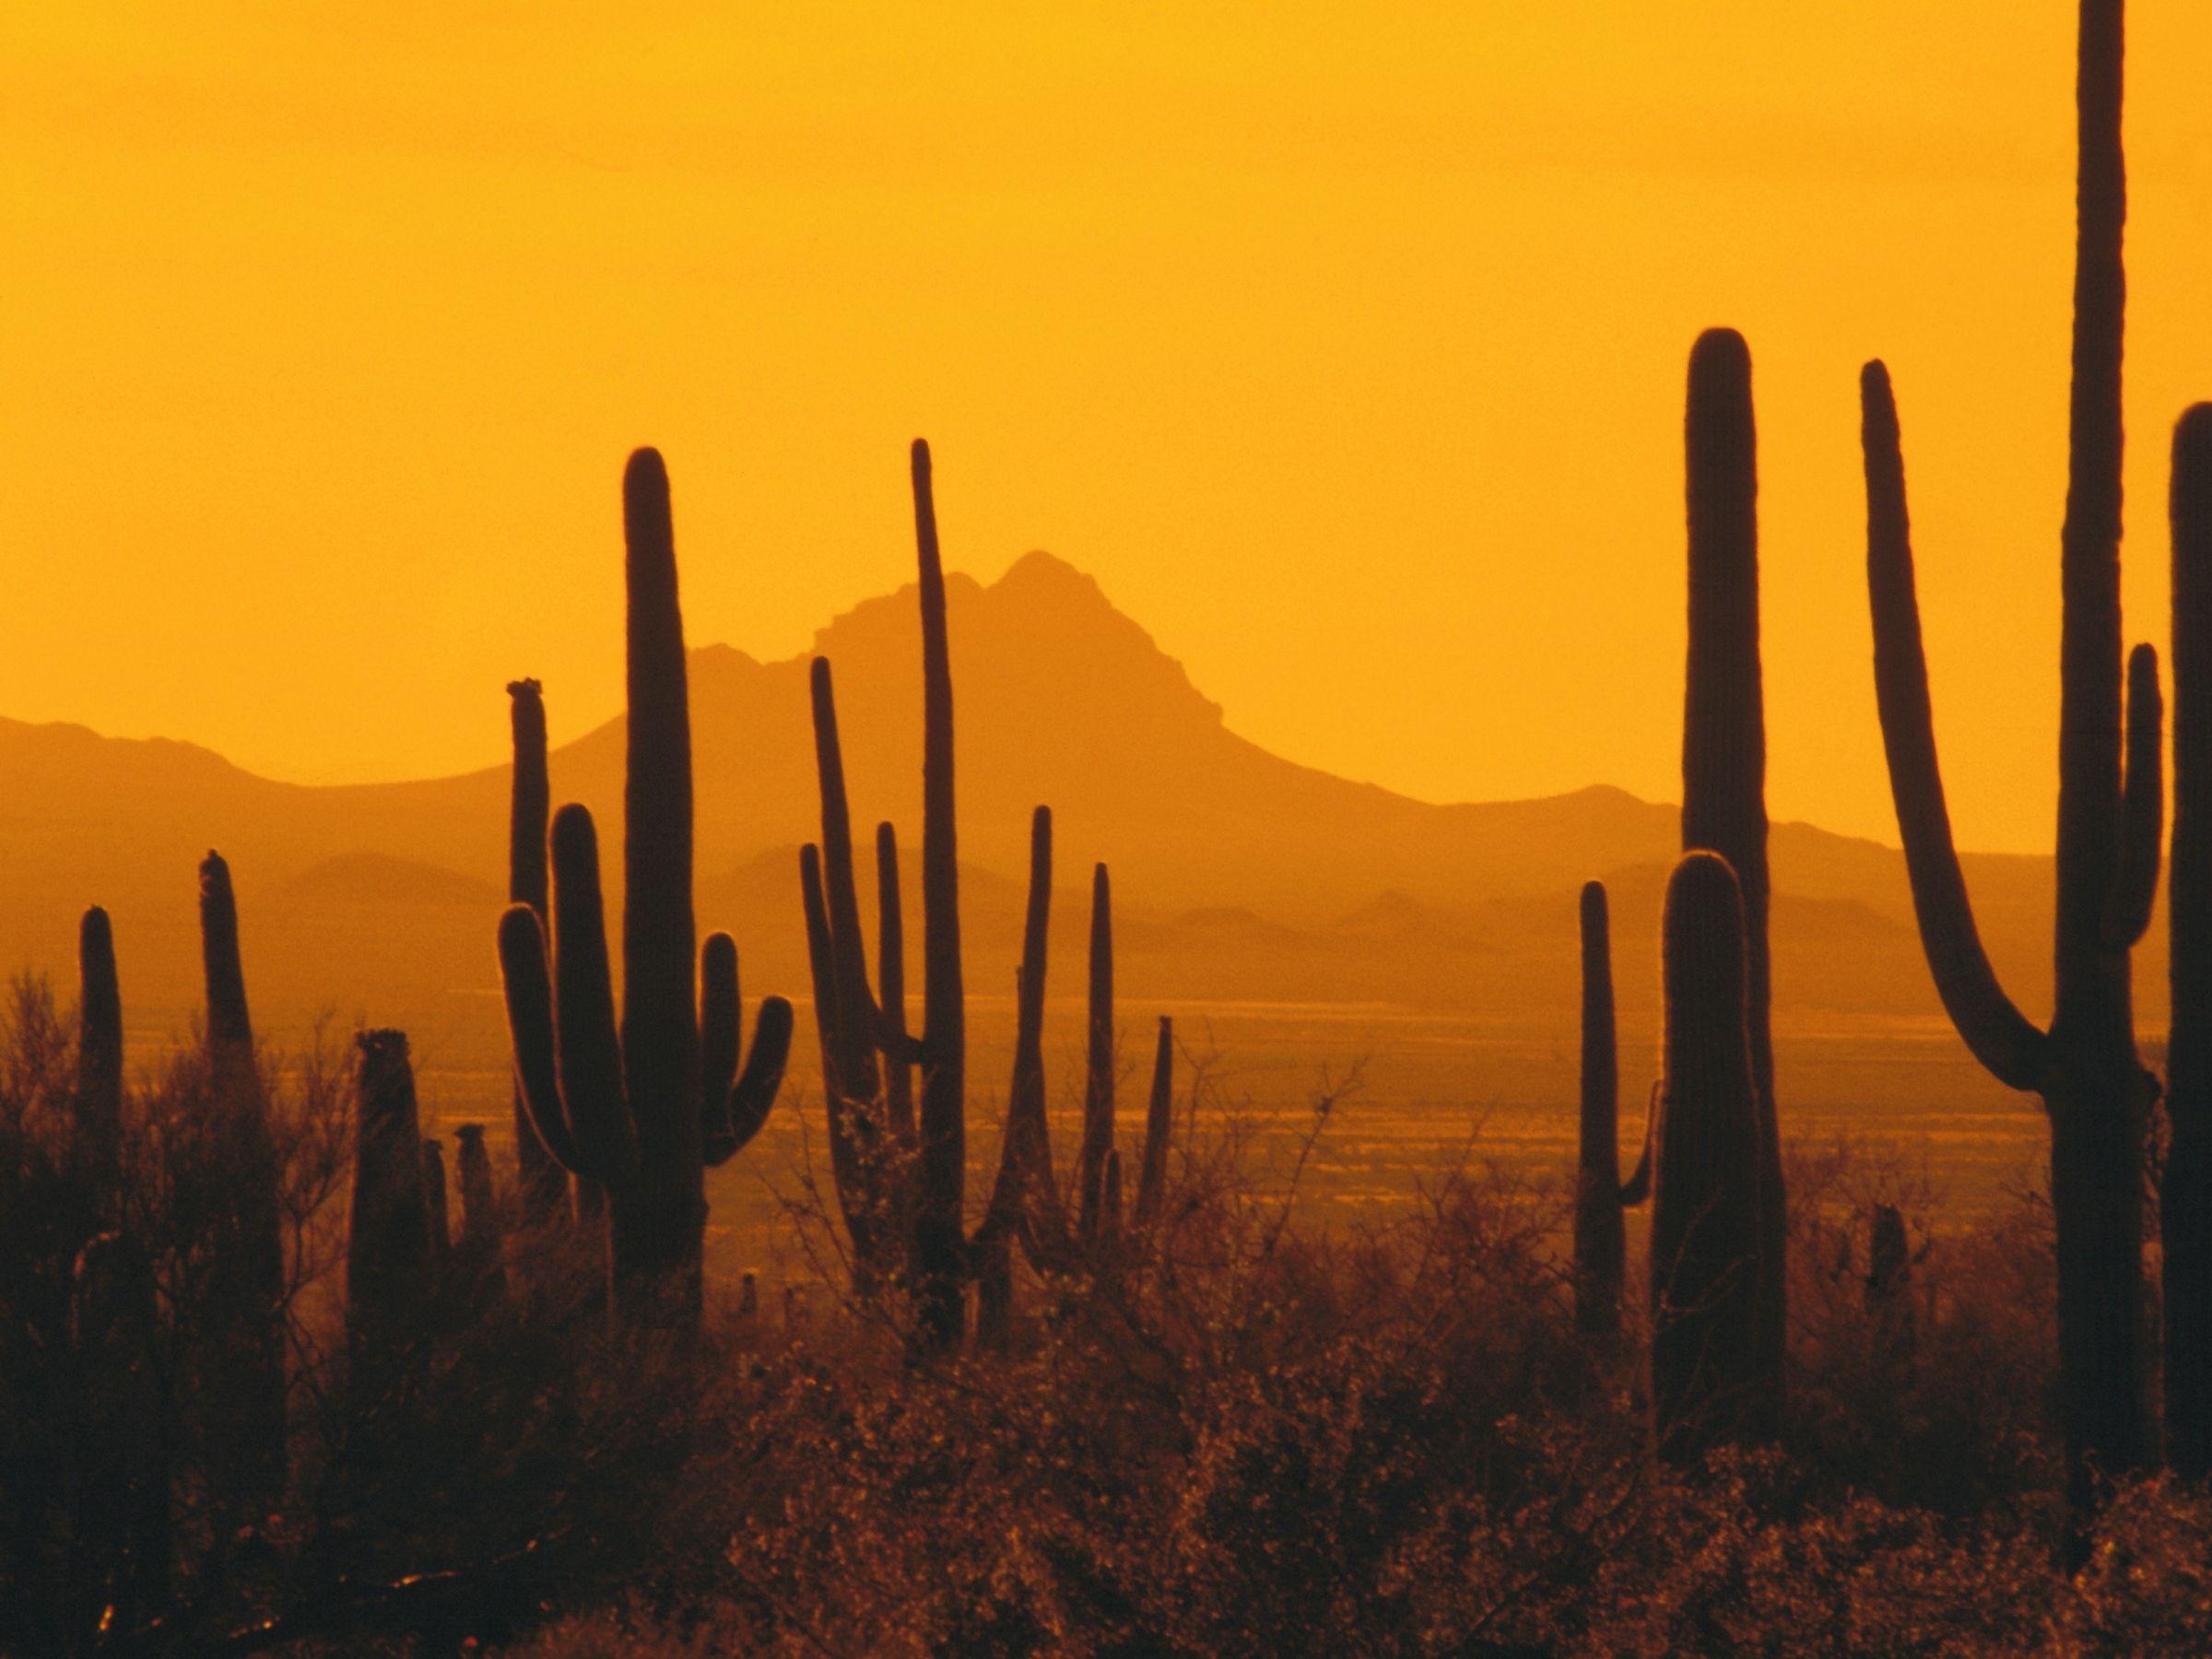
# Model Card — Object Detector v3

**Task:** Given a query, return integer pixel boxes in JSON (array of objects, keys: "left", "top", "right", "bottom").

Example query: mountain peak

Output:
[{"left": 992, "top": 548, "right": 1105, "bottom": 604}]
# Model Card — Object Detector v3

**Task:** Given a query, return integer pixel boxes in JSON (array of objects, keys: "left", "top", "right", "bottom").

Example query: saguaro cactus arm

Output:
[
  {"left": 496, "top": 904, "right": 585, "bottom": 1174},
  {"left": 2103, "top": 641, "right": 2164, "bottom": 948},
  {"left": 548, "top": 804, "right": 640, "bottom": 1185},
  {"left": 700, "top": 933, "right": 792, "bottom": 1167},
  {"left": 1861, "top": 361, "right": 2050, "bottom": 1092}
]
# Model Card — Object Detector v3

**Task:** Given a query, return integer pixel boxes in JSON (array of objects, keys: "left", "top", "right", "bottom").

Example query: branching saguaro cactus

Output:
[
  {"left": 2166, "top": 404, "right": 2212, "bottom": 1477},
  {"left": 1681, "top": 327, "right": 1785, "bottom": 1429},
  {"left": 498, "top": 451, "right": 794, "bottom": 1328},
  {"left": 506, "top": 677, "right": 567, "bottom": 1228},
  {"left": 347, "top": 1030, "right": 437, "bottom": 1381},
  {"left": 1859, "top": 0, "right": 2156, "bottom": 1514},
  {"left": 1572, "top": 881, "right": 1651, "bottom": 1342},
  {"left": 1649, "top": 852, "right": 1763, "bottom": 1466},
  {"left": 196, "top": 851, "right": 288, "bottom": 1500}
]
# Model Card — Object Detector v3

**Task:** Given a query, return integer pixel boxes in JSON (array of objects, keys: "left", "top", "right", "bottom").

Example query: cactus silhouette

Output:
[
  {"left": 1681, "top": 327, "right": 1785, "bottom": 1428},
  {"left": 347, "top": 1030, "right": 437, "bottom": 1380},
  {"left": 74, "top": 907, "right": 124, "bottom": 1223},
  {"left": 1859, "top": 0, "right": 2155, "bottom": 1513},
  {"left": 912, "top": 439, "right": 969, "bottom": 1347},
  {"left": 506, "top": 677, "right": 567, "bottom": 1228},
  {"left": 1077, "top": 865, "right": 1115, "bottom": 1241},
  {"left": 2168, "top": 404, "right": 2212, "bottom": 1477},
  {"left": 1573, "top": 883, "right": 1630, "bottom": 1339},
  {"left": 195, "top": 851, "right": 287, "bottom": 1501},
  {"left": 1649, "top": 853, "right": 1764, "bottom": 1466},
  {"left": 1134, "top": 1017, "right": 1175, "bottom": 1229},
  {"left": 498, "top": 451, "right": 792, "bottom": 1327}
]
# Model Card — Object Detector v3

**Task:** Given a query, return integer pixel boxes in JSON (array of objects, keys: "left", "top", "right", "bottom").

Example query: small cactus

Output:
[
  {"left": 1649, "top": 853, "right": 1765, "bottom": 1466},
  {"left": 1572, "top": 882, "right": 1628, "bottom": 1341},
  {"left": 1134, "top": 1017, "right": 1175, "bottom": 1229},
  {"left": 422, "top": 1137, "right": 453, "bottom": 1281},
  {"left": 1077, "top": 865, "right": 1115, "bottom": 1241},
  {"left": 347, "top": 1030, "right": 436, "bottom": 1380},
  {"left": 74, "top": 907, "right": 124, "bottom": 1215}
]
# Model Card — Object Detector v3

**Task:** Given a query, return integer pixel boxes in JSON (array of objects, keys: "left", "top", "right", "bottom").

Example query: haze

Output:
[{"left": 3, "top": 3, "right": 2209, "bottom": 852}]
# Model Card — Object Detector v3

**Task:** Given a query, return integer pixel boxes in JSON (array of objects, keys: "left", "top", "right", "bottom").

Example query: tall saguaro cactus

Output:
[
  {"left": 1681, "top": 327, "right": 1784, "bottom": 1426},
  {"left": 498, "top": 451, "right": 792, "bottom": 1327},
  {"left": 197, "top": 851, "right": 288, "bottom": 1500},
  {"left": 1860, "top": 0, "right": 2157, "bottom": 1513},
  {"left": 506, "top": 677, "right": 567, "bottom": 1227},
  {"left": 1649, "top": 853, "right": 1764, "bottom": 1465},
  {"left": 2167, "top": 404, "right": 2212, "bottom": 1477}
]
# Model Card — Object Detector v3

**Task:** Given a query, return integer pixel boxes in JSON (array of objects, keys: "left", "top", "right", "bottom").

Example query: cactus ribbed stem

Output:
[
  {"left": 1078, "top": 864, "right": 1115, "bottom": 1240},
  {"left": 877, "top": 822, "right": 915, "bottom": 1145},
  {"left": 507, "top": 677, "right": 566, "bottom": 1226},
  {"left": 2168, "top": 404, "right": 2212, "bottom": 1477},
  {"left": 75, "top": 906, "right": 124, "bottom": 1213},
  {"left": 1135, "top": 1017, "right": 1174, "bottom": 1228},
  {"left": 196, "top": 851, "right": 286, "bottom": 1502},
  {"left": 913, "top": 439, "right": 967, "bottom": 1348},
  {"left": 1573, "top": 881, "right": 1626, "bottom": 1341},
  {"left": 1681, "top": 326, "right": 1784, "bottom": 1430},
  {"left": 347, "top": 1030, "right": 435, "bottom": 1382},
  {"left": 1650, "top": 853, "right": 1763, "bottom": 1465}
]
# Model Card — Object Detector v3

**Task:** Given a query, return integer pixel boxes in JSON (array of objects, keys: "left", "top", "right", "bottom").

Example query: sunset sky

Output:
[{"left": 2, "top": 3, "right": 2207, "bottom": 853}]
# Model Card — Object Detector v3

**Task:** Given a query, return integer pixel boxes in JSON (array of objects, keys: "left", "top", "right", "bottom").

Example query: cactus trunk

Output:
[
  {"left": 1649, "top": 853, "right": 1764, "bottom": 1465},
  {"left": 347, "top": 1031, "right": 439, "bottom": 1386},
  {"left": 74, "top": 907, "right": 124, "bottom": 1221},
  {"left": 614, "top": 449, "right": 705, "bottom": 1324},
  {"left": 2168, "top": 405, "right": 2212, "bottom": 1477},
  {"left": 1135, "top": 1017, "right": 1174, "bottom": 1228},
  {"left": 912, "top": 439, "right": 967, "bottom": 1349},
  {"left": 1078, "top": 864, "right": 1115, "bottom": 1241},
  {"left": 1573, "top": 881, "right": 1626, "bottom": 1341},
  {"left": 507, "top": 677, "right": 567, "bottom": 1227},
  {"left": 195, "top": 852, "right": 287, "bottom": 1502},
  {"left": 1681, "top": 326, "right": 1784, "bottom": 1431}
]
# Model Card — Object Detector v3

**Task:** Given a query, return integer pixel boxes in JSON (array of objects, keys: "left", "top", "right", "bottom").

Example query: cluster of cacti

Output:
[
  {"left": 798, "top": 443, "right": 1176, "bottom": 1348},
  {"left": 497, "top": 449, "right": 794, "bottom": 1329},
  {"left": 1857, "top": 0, "right": 2157, "bottom": 1519}
]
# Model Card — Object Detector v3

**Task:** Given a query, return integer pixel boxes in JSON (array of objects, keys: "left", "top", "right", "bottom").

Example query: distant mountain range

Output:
[{"left": 0, "top": 550, "right": 2107, "bottom": 1064}]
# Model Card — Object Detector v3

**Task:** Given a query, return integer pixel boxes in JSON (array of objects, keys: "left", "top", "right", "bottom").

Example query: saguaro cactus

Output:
[
  {"left": 913, "top": 439, "right": 968, "bottom": 1347},
  {"left": 1866, "top": 1203, "right": 1916, "bottom": 1364},
  {"left": 1078, "top": 865, "right": 1116, "bottom": 1241},
  {"left": 498, "top": 451, "right": 793, "bottom": 1327},
  {"left": 74, "top": 907, "right": 124, "bottom": 1215},
  {"left": 507, "top": 678, "right": 567, "bottom": 1227},
  {"left": 1573, "top": 882, "right": 1630, "bottom": 1340},
  {"left": 1860, "top": 0, "right": 2156, "bottom": 1514},
  {"left": 196, "top": 851, "right": 287, "bottom": 1500},
  {"left": 2167, "top": 404, "right": 2212, "bottom": 1477},
  {"left": 1681, "top": 327, "right": 1785, "bottom": 1424},
  {"left": 1649, "top": 853, "right": 1764, "bottom": 1465},
  {"left": 347, "top": 1030, "right": 436, "bottom": 1379},
  {"left": 1135, "top": 1017, "right": 1175, "bottom": 1229}
]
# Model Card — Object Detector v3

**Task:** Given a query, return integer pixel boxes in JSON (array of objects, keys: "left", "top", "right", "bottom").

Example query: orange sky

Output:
[{"left": 1, "top": 3, "right": 2207, "bottom": 853}]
